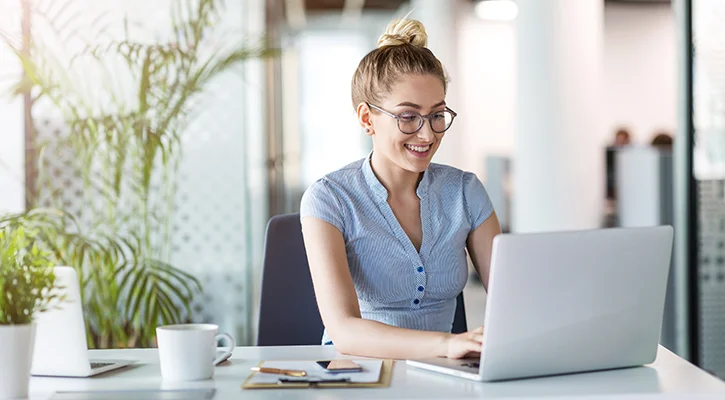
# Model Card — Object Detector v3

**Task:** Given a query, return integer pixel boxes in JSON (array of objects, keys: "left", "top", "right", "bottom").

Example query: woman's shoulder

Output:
[
  {"left": 428, "top": 163, "right": 493, "bottom": 227},
  {"left": 303, "top": 158, "right": 367, "bottom": 199},
  {"left": 323, "top": 158, "right": 366, "bottom": 182},
  {"left": 300, "top": 158, "right": 367, "bottom": 232},
  {"left": 309, "top": 158, "right": 366, "bottom": 190}
]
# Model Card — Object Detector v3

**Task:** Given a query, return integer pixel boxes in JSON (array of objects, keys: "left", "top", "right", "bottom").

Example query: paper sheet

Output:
[{"left": 246, "top": 360, "right": 383, "bottom": 385}]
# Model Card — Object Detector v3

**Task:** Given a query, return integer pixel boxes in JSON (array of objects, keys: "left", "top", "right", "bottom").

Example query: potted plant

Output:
[
  {"left": 0, "top": 215, "right": 63, "bottom": 399},
  {"left": 0, "top": 0, "right": 274, "bottom": 348}
]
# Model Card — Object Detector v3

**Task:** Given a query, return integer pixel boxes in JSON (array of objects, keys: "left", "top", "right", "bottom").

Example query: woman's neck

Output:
[{"left": 370, "top": 151, "right": 423, "bottom": 199}]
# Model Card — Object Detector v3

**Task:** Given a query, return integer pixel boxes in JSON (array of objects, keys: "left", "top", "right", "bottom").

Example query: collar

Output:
[{"left": 361, "top": 152, "right": 431, "bottom": 200}]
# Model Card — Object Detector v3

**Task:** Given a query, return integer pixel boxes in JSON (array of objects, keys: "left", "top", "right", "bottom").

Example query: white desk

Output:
[{"left": 29, "top": 345, "right": 725, "bottom": 400}]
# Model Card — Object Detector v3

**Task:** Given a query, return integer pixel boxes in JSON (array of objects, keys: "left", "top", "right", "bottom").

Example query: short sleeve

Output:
[
  {"left": 300, "top": 179, "right": 345, "bottom": 234},
  {"left": 463, "top": 172, "right": 494, "bottom": 231}
]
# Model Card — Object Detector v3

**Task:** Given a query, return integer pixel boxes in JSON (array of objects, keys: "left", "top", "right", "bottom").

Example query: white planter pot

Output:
[{"left": 0, "top": 324, "right": 36, "bottom": 399}]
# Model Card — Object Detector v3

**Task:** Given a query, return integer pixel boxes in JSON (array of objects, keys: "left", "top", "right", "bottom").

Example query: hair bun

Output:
[{"left": 377, "top": 18, "right": 428, "bottom": 48}]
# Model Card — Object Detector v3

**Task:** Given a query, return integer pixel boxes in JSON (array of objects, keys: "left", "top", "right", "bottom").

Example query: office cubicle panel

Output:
[
  {"left": 615, "top": 148, "right": 678, "bottom": 353},
  {"left": 697, "top": 181, "right": 725, "bottom": 377},
  {"left": 485, "top": 156, "right": 512, "bottom": 233},
  {"left": 691, "top": 0, "right": 725, "bottom": 379}
]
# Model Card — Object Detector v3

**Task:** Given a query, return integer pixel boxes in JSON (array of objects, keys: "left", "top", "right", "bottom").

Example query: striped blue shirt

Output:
[{"left": 300, "top": 153, "right": 494, "bottom": 344}]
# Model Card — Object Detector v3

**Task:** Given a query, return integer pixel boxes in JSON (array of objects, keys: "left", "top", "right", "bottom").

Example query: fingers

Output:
[
  {"left": 450, "top": 346, "right": 481, "bottom": 359},
  {"left": 464, "top": 334, "right": 483, "bottom": 350},
  {"left": 447, "top": 328, "right": 485, "bottom": 359},
  {"left": 449, "top": 342, "right": 483, "bottom": 359},
  {"left": 466, "top": 327, "right": 484, "bottom": 343},
  {"left": 447, "top": 335, "right": 483, "bottom": 359}
]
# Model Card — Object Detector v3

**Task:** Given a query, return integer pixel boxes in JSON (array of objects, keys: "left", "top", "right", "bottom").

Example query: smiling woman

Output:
[{"left": 299, "top": 17, "right": 502, "bottom": 361}]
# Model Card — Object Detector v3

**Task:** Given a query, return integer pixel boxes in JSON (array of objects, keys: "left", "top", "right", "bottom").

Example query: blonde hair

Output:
[{"left": 351, "top": 18, "right": 448, "bottom": 109}]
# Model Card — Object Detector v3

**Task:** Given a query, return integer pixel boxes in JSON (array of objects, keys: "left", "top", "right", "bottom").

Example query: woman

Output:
[{"left": 300, "top": 18, "right": 501, "bottom": 360}]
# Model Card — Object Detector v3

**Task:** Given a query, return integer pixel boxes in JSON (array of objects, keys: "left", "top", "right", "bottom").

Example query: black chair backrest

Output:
[
  {"left": 257, "top": 213, "right": 468, "bottom": 346},
  {"left": 452, "top": 290, "right": 468, "bottom": 335},
  {"left": 257, "top": 213, "right": 323, "bottom": 346}
]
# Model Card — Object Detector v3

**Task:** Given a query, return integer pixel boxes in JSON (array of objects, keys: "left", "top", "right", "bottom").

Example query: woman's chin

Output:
[{"left": 403, "top": 157, "right": 433, "bottom": 173}]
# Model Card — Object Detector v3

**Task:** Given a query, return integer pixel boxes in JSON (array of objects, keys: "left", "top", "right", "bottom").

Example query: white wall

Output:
[
  {"left": 297, "top": 31, "right": 369, "bottom": 188},
  {"left": 604, "top": 2, "right": 676, "bottom": 147},
  {"left": 513, "top": 0, "right": 604, "bottom": 233},
  {"left": 455, "top": 2, "right": 676, "bottom": 181},
  {"left": 457, "top": 9, "right": 516, "bottom": 180}
]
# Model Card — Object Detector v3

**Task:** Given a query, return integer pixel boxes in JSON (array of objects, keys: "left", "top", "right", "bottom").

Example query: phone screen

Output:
[{"left": 316, "top": 360, "right": 363, "bottom": 372}]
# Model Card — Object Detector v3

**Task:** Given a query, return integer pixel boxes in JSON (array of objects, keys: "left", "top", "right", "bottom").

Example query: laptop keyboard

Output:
[
  {"left": 461, "top": 362, "right": 480, "bottom": 369},
  {"left": 90, "top": 362, "right": 114, "bottom": 369}
]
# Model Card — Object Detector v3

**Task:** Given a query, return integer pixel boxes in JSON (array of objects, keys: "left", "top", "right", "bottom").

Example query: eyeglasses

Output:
[{"left": 367, "top": 103, "right": 457, "bottom": 134}]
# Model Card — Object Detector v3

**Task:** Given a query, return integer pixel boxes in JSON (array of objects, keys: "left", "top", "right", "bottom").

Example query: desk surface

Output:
[{"left": 29, "top": 345, "right": 725, "bottom": 400}]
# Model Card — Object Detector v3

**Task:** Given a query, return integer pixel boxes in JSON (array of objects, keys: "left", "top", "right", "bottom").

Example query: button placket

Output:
[{"left": 413, "top": 262, "right": 426, "bottom": 308}]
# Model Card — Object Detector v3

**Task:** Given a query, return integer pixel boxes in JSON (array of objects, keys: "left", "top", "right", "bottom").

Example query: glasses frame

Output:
[{"left": 366, "top": 102, "right": 458, "bottom": 134}]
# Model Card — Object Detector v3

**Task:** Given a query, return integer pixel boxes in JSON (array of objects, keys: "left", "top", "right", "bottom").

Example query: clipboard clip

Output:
[{"left": 277, "top": 377, "right": 350, "bottom": 387}]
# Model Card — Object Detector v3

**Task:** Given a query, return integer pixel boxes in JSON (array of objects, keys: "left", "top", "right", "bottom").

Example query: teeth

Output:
[{"left": 405, "top": 144, "right": 430, "bottom": 153}]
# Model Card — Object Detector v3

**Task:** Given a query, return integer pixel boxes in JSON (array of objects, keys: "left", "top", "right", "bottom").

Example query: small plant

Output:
[
  {"left": 0, "top": 208, "right": 202, "bottom": 347},
  {"left": 0, "top": 214, "right": 62, "bottom": 325}
]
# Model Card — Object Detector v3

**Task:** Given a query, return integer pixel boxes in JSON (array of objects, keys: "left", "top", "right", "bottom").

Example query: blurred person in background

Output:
[
  {"left": 300, "top": 18, "right": 501, "bottom": 360},
  {"left": 613, "top": 127, "right": 632, "bottom": 147},
  {"left": 651, "top": 131, "right": 673, "bottom": 149},
  {"left": 603, "top": 127, "right": 633, "bottom": 228}
]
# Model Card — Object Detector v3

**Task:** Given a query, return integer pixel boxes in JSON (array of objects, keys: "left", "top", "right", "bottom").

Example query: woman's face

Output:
[{"left": 364, "top": 74, "right": 447, "bottom": 174}]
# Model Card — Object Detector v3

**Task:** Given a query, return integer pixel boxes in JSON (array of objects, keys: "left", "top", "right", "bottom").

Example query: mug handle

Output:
[{"left": 213, "top": 333, "right": 235, "bottom": 366}]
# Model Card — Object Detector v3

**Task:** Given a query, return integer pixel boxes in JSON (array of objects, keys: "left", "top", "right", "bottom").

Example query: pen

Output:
[
  {"left": 251, "top": 367, "right": 307, "bottom": 377},
  {"left": 278, "top": 378, "right": 350, "bottom": 385}
]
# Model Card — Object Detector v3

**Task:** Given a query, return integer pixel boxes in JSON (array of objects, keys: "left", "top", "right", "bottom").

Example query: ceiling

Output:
[
  {"left": 296, "top": 0, "right": 671, "bottom": 11},
  {"left": 605, "top": 0, "right": 670, "bottom": 3},
  {"left": 270, "top": 0, "right": 408, "bottom": 28},
  {"left": 273, "top": 0, "right": 671, "bottom": 26},
  {"left": 302, "top": 0, "right": 407, "bottom": 12}
]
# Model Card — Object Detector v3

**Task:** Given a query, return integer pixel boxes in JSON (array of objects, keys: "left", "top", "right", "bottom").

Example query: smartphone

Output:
[{"left": 316, "top": 360, "right": 363, "bottom": 373}]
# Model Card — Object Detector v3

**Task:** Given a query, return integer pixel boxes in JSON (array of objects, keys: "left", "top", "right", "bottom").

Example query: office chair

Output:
[{"left": 257, "top": 213, "right": 468, "bottom": 346}]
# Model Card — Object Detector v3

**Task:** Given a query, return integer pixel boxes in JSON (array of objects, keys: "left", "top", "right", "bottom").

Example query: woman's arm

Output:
[
  {"left": 466, "top": 212, "right": 503, "bottom": 291},
  {"left": 301, "top": 217, "right": 483, "bottom": 359}
]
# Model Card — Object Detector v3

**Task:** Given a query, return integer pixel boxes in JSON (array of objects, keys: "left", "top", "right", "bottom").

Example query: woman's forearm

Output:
[{"left": 328, "top": 317, "right": 450, "bottom": 359}]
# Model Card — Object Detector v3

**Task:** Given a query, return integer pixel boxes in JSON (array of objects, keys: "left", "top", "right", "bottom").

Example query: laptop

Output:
[
  {"left": 407, "top": 226, "right": 673, "bottom": 382},
  {"left": 31, "top": 266, "right": 136, "bottom": 377}
]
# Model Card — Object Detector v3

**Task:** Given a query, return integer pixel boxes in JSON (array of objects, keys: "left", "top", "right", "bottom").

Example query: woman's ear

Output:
[{"left": 357, "top": 102, "right": 374, "bottom": 136}]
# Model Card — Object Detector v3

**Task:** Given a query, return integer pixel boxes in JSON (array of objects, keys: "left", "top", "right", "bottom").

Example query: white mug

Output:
[{"left": 156, "top": 323, "right": 235, "bottom": 381}]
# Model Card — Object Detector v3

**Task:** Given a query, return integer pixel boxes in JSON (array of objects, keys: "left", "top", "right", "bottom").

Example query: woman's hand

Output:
[{"left": 444, "top": 326, "right": 484, "bottom": 359}]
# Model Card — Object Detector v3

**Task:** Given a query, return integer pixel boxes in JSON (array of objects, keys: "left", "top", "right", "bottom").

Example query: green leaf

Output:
[
  {"left": 0, "top": 212, "right": 61, "bottom": 324},
  {"left": 127, "top": 272, "right": 150, "bottom": 322}
]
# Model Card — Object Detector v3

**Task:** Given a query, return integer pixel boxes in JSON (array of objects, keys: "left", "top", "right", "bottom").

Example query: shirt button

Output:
[
  {"left": 413, "top": 299, "right": 420, "bottom": 305},
  {"left": 417, "top": 285, "right": 424, "bottom": 292},
  {"left": 417, "top": 266, "right": 424, "bottom": 272}
]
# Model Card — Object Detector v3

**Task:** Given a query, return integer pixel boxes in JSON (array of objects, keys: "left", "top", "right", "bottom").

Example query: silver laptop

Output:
[
  {"left": 31, "top": 266, "right": 136, "bottom": 377},
  {"left": 407, "top": 226, "right": 673, "bottom": 382}
]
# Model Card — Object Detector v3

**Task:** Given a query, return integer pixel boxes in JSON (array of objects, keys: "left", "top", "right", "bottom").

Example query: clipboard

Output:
[{"left": 242, "top": 359, "right": 393, "bottom": 389}]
